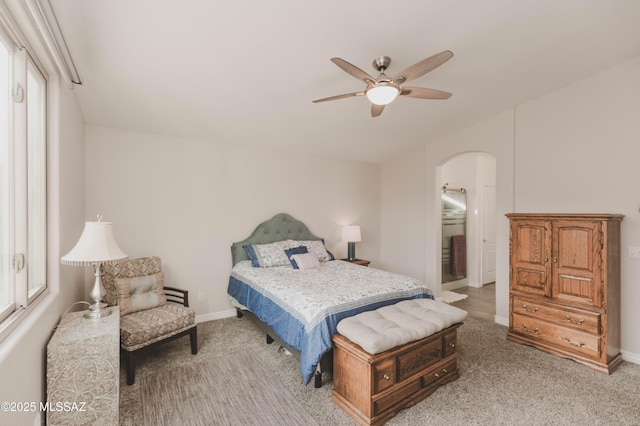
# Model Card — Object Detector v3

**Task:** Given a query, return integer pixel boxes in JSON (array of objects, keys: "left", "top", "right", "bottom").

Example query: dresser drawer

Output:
[
  {"left": 512, "top": 313, "right": 600, "bottom": 359},
  {"left": 512, "top": 296, "right": 600, "bottom": 335}
]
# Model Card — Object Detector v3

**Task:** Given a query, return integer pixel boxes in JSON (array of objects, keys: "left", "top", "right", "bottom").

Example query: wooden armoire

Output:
[{"left": 506, "top": 213, "right": 623, "bottom": 374}]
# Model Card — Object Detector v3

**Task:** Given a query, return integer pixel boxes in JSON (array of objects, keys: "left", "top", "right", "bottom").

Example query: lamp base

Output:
[
  {"left": 84, "top": 302, "right": 112, "bottom": 319},
  {"left": 84, "top": 263, "right": 111, "bottom": 319},
  {"left": 347, "top": 242, "right": 356, "bottom": 260}
]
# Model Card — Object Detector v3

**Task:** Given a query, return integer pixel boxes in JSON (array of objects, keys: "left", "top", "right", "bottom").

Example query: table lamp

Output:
[
  {"left": 342, "top": 225, "right": 362, "bottom": 260},
  {"left": 61, "top": 216, "right": 128, "bottom": 319}
]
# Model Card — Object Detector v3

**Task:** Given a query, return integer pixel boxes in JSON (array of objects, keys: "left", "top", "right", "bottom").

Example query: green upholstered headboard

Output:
[{"left": 231, "top": 213, "right": 324, "bottom": 266}]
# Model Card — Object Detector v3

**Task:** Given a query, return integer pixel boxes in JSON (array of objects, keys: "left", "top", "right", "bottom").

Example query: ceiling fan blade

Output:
[
  {"left": 400, "top": 87, "right": 452, "bottom": 100},
  {"left": 391, "top": 50, "right": 453, "bottom": 85},
  {"left": 331, "top": 58, "right": 376, "bottom": 84},
  {"left": 371, "top": 104, "right": 385, "bottom": 117},
  {"left": 312, "top": 91, "right": 364, "bottom": 103}
]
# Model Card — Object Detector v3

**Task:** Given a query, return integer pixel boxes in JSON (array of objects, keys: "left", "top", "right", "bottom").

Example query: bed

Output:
[{"left": 227, "top": 213, "right": 434, "bottom": 387}]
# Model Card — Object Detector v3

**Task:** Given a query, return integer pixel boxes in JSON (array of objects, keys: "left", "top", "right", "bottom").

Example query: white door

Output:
[{"left": 481, "top": 185, "right": 496, "bottom": 284}]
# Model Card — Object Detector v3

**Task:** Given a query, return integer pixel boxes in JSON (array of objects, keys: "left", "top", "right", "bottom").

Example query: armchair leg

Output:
[
  {"left": 190, "top": 326, "right": 198, "bottom": 355},
  {"left": 125, "top": 351, "right": 136, "bottom": 385}
]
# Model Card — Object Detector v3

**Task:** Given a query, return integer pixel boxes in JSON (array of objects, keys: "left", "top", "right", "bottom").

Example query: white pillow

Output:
[{"left": 290, "top": 252, "right": 320, "bottom": 270}]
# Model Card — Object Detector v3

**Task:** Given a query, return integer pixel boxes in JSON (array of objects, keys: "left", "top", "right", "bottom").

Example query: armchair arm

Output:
[{"left": 163, "top": 286, "right": 190, "bottom": 307}]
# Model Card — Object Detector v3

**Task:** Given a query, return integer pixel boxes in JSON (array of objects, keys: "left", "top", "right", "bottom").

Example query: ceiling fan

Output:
[{"left": 312, "top": 50, "right": 454, "bottom": 117}]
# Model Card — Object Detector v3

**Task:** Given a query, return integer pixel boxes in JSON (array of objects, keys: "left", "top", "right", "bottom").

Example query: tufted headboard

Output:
[{"left": 231, "top": 213, "right": 324, "bottom": 266}]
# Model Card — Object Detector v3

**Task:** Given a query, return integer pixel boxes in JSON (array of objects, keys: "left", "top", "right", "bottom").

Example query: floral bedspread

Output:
[{"left": 227, "top": 260, "right": 433, "bottom": 384}]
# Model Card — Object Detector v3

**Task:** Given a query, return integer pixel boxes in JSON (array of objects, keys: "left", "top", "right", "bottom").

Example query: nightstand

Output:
[{"left": 341, "top": 258, "right": 371, "bottom": 267}]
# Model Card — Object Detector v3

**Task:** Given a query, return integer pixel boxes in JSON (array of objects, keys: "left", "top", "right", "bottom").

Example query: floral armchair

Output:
[{"left": 102, "top": 256, "right": 197, "bottom": 385}]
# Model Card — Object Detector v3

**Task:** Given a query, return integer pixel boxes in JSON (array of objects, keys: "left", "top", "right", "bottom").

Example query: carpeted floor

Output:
[
  {"left": 140, "top": 350, "right": 317, "bottom": 426},
  {"left": 120, "top": 312, "right": 640, "bottom": 426}
]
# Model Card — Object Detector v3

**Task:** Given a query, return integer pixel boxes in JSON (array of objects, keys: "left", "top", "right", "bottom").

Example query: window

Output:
[{"left": 0, "top": 22, "right": 48, "bottom": 334}]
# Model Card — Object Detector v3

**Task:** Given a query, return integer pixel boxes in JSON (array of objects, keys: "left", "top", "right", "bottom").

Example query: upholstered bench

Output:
[{"left": 331, "top": 299, "right": 468, "bottom": 426}]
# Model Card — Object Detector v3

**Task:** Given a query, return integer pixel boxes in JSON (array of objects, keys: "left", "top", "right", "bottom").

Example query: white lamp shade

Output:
[
  {"left": 61, "top": 221, "right": 128, "bottom": 265},
  {"left": 341, "top": 225, "right": 362, "bottom": 242}
]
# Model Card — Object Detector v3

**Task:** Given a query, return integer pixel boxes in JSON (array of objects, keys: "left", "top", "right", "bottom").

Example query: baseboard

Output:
[
  {"left": 196, "top": 309, "right": 236, "bottom": 323},
  {"left": 494, "top": 315, "right": 509, "bottom": 327},
  {"left": 442, "top": 279, "right": 468, "bottom": 292},
  {"left": 621, "top": 349, "right": 640, "bottom": 365}
]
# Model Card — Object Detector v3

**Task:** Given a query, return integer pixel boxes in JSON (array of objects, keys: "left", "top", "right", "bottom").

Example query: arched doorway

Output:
[{"left": 438, "top": 152, "right": 496, "bottom": 300}]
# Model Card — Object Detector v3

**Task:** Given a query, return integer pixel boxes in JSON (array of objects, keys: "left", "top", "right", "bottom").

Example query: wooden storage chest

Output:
[{"left": 332, "top": 323, "right": 462, "bottom": 426}]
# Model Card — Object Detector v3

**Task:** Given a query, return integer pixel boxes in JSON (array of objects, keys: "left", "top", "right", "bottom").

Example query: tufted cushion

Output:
[
  {"left": 102, "top": 257, "right": 162, "bottom": 306},
  {"left": 116, "top": 272, "right": 167, "bottom": 316},
  {"left": 336, "top": 299, "right": 468, "bottom": 354},
  {"left": 120, "top": 303, "right": 196, "bottom": 351}
]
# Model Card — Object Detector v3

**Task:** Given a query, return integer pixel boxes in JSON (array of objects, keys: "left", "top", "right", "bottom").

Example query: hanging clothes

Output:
[{"left": 450, "top": 235, "right": 466, "bottom": 277}]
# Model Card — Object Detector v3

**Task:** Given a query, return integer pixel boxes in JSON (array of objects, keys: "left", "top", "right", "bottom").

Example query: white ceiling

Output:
[{"left": 51, "top": 0, "right": 640, "bottom": 163}]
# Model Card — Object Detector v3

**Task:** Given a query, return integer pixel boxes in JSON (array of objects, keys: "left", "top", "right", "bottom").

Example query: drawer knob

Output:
[
  {"left": 522, "top": 304, "right": 538, "bottom": 313},
  {"left": 448, "top": 343, "right": 455, "bottom": 348},
  {"left": 522, "top": 324, "right": 538, "bottom": 333},
  {"left": 564, "top": 315, "right": 585, "bottom": 325},
  {"left": 564, "top": 337, "right": 585, "bottom": 347},
  {"left": 383, "top": 374, "right": 390, "bottom": 381}
]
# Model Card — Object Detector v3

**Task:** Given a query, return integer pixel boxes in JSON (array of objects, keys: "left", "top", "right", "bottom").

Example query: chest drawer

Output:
[
  {"left": 512, "top": 296, "right": 600, "bottom": 335},
  {"left": 512, "top": 313, "right": 600, "bottom": 359},
  {"left": 373, "top": 358, "right": 396, "bottom": 393},
  {"left": 421, "top": 356, "right": 458, "bottom": 388},
  {"left": 373, "top": 378, "right": 422, "bottom": 415},
  {"left": 396, "top": 336, "right": 443, "bottom": 382},
  {"left": 443, "top": 330, "right": 457, "bottom": 357}
]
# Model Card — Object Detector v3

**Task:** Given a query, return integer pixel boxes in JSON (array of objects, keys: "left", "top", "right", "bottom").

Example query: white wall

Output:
[
  {"left": 380, "top": 145, "right": 426, "bottom": 280},
  {"left": 85, "top": 126, "right": 381, "bottom": 319},
  {"left": 380, "top": 55, "right": 640, "bottom": 361},
  {"left": 514, "top": 56, "right": 640, "bottom": 360}
]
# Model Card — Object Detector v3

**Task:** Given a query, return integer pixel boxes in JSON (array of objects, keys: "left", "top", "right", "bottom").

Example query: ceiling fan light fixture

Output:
[{"left": 366, "top": 83, "right": 399, "bottom": 105}]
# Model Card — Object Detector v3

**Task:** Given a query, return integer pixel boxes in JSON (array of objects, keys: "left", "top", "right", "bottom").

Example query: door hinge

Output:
[{"left": 600, "top": 231, "right": 604, "bottom": 249}]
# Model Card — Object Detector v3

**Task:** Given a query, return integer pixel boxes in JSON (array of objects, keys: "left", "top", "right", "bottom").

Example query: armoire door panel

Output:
[
  {"left": 515, "top": 269, "right": 546, "bottom": 292},
  {"left": 511, "top": 220, "right": 551, "bottom": 297},
  {"left": 552, "top": 221, "right": 601, "bottom": 308}
]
